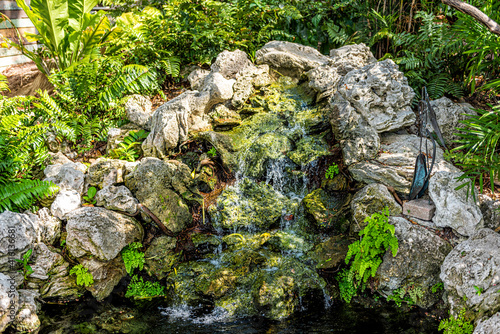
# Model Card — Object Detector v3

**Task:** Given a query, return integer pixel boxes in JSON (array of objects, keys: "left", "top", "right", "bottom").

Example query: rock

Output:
[
  {"left": 79, "top": 257, "right": 127, "bottom": 301},
  {"left": 211, "top": 49, "right": 253, "bottom": 80},
  {"left": 209, "top": 179, "right": 288, "bottom": 230},
  {"left": 306, "top": 65, "right": 341, "bottom": 101},
  {"left": 351, "top": 183, "right": 402, "bottom": 232},
  {"left": 286, "top": 136, "right": 331, "bottom": 167},
  {"left": 256, "top": 41, "right": 329, "bottom": 77},
  {"left": 144, "top": 236, "right": 178, "bottom": 279},
  {"left": 196, "top": 131, "right": 238, "bottom": 172},
  {"left": 87, "top": 158, "right": 128, "bottom": 189},
  {"left": 46, "top": 151, "right": 72, "bottom": 165},
  {"left": 50, "top": 189, "right": 81, "bottom": 220},
  {"left": 0, "top": 273, "right": 18, "bottom": 332},
  {"left": 188, "top": 68, "right": 210, "bottom": 90},
  {"left": 440, "top": 228, "right": 500, "bottom": 319},
  {"left": 29, "top": 243, "right": 64, "bottom": 281},
  {"left": 321, "top": 174, "right": 349, "bottom": 193},
  {"left": 427, "top": 97, "right": 476, "bottom": 144},
  {"left": 106, "top": 126, "right": 144, "bottom": 155},
  {"left": 208, "top": 104, "right": 241, "bottom": 130},
  {"left": 479, "top": 194, "right": 500, "bottom": 231},
  {"left": 125, "top": 94, "right": 153, "bottom": 130},
  {"left": 12, "top": 290, "right": 40, "bottom": 333},
  {"left": 34, "top": 207, "right": 61, "bottom": 244},
  {"left": 474, "top": 312, "right": 500, "bottom": 334},
  {"left": 429, "top": 172, "right": 484, "bottom": 236},
  {"left": 197, "top": 165, "right": 217, "bottom": 193},
  {"left": 310, "top": 235, "right": 353, "bottom": 269},
  {"left": 95, "top": 185, "right": 138, "bottom": 215},
  {"left": 376, "top": 217, "right": 452, "bottom": 308},
  {"left": 349, "top": 133, "right": 459, "bottom": 193},
  {"left": 329, "top": 43, "right": 377, "bottom": 75},
  {"left": 335, "top": 59, "right": 415, "bottom": 133},
  {"left": 302, "top": 188, "right": 352, "bottom": 230},
  {"left": 125, "top": 158, "right": 201, "bottom": 233},
  {"left": 0, "top": 211, "right": 36, "bottom": 272},
  {"left": 66, "top": 207, "right": 144, "bottom": 262},
  {"left": 39, "top": 261, "right": 83, "bottom": 300},
  {"left": 44, "top": 162, "right": 87, "bottom": 194},
  {"left": 231, "top": 64, "right": 272, "bottom": 109}
]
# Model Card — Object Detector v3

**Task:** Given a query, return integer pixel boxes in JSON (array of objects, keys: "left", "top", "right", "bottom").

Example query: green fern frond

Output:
[{"left": 0, "top": 179, "right": 58, "bottom": 212}]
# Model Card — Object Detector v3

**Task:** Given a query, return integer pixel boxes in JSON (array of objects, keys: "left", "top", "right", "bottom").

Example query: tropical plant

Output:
[
  {"left": 70, "top": 264, "right": 94, "bottom": 287},
  {"left": 337, "top": 269, "right": 357, "bottom": 303},
  {"left": 125, "top": 275, "right": 165, "bottom": 298},
  {"left": 121, "top": 242, "right": 145, "bottom": 275},
  {"left": 15, "top": 249, "right": 34, "bottom": 284},
  {"left": 207, "top": 147, "right": 217, "bottom": 158},
  {"left": 0, "top": 0, "right": 111, "bottom": 76},
  {"left": 0, "top": 74, "right": 9, "bottom": 92},
  {"left": 83, "top": 187, "right": 97, "bottom": 204},
  {"left": 438, "top": 309, "right": 474, "bottom": 334},
  {"left": 386, "top": 284, "right": 424, "bottom": 307},
  {"left": 109, "top": 130, "right": 149, "bottom": 162}
]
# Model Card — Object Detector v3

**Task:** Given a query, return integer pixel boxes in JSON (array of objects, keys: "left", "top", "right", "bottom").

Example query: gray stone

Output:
[
  {"left": 34, "top": 207, "right": 61, "bottom": 244},
  {"left": 429, "top": 172, "right": 484, "bottom": 236},
  {"left": 0, "top": 273, "right": 18, "bottom": 332},
  {"left": 479, "top": 194, "right": 500, "bottom": 231},
  {"left": 0, "top": 211, "right": 36, "bottom": 272},
  {"left": 106, "top": 126, "right": 143, "bottom": 155},
  {"left": 351, "top": 183, "right": 402, "bottom": 232},
  {"left": 50, "top": 189, "right": 81, "bottom": 220},
  {"left": 13, "top": 290, "right": 40, "bottom": 333},
  {"left": 46, "top": 151, "right": 72, "bottom": 165},
  {"left": 329, "top": 43, "right": 377, "bottom": 75},
  {"left": 197, "top": 131, "right": 237, "bottom": 172},
  {"left": 306, "top": 65, "right": 341, "bottom": 101},
  {"left": 44, "top": 162, "right": 87, "bottom": 194},
  {"left": 145, "top": 235, "right": 178, "bottom": 279},
  {"left": 29, "top": 243, "right": 64, "bottom": 281},
  {"left": 335, "top": 60, "right": 415, "bottom": 133},
  {"left": 39, "top": 261, "right": 82, "bottom": 300},
  {"left": 87, "top": 158, "right": 128, "bottom": 189},
  {"left": 79, "top": 256, "right": 127, "bottom": 301},
  {"left": 208, "top": 104, "right": 241, "bottom": 130},
  {"left": 211, "top": 49, "right": 253, "bottom": 80},
  {"left": 232, "top": 64, "right": 272, "bottom": 109},
  {"left": 66, "top": 207, "right": 144, "bottom": 262},
  {"left": 428, "top": 97, "right": 476, "bottom": 144},
  {"left": 440, "top": 228, "right": 500, "bottom": 319},
  {"left": 256, "top": 41, "right": 329, "bottom": 77},
  {"left": 474, "top": 312, "right": 500, "bottom": 334},
  {"left": 377, "top": 217, "right": 452, "bottom": 308},
  {"left": 349, "top": 133, "right": 459, "bottom": 193},
  {"left": 125, "top": 158, "right": 201, "bottom": 233},
  {"left": 403, "top": 198, "right": 435, "bottom": 221},
  {"left": 125, "top": 94, "right": 153, "bottom": 130},
  {"left": 302, "top": 188, "right": 352, "bottom": 230},
  {"left": 188, "top": 68, "right": 210, "bottom": 90},
  {"left": 95, "top": 185, "right": 138, "bottom": 215}
]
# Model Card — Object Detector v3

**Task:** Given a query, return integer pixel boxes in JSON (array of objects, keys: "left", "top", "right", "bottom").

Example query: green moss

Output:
[
  {"left": 287, "top": 136, "right": 331, "bottom": 166},
  {"left": 302, "top": 189, "right": 352, "bottom": 229}
]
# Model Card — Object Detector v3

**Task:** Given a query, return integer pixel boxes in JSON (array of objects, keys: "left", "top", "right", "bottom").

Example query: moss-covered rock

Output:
[
  {"left": 310, "top": 234, "right": 354, "bottom": 269},
  {"left": 145, "top": 236, "right": 179, "bottom": 280},
  {"left": 321, "top": 174, "right": 349, "bottom": 193},
  {"left": 191, "top": 233, "right": 221, "bottom": 255},
  {"left": 209, "top": 104, "right": 241, "bottom": 131},
  {"left": 197, "top": 165, "right": 217, "bottom": 193},
  {"left": 302, "top": 188, "right": 352, "bottom": 230},
  {"left": 287, "top": 136, "right": 330, "bottom": 166}
]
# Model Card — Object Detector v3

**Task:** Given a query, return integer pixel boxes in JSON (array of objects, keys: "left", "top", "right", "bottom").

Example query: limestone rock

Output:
[
  {"left": 302, "top": 188, "right": 352, "bottom": 230},
  {"left": 376, "top": 217, "right": 452, "bottom": 308},
  {"left": 429, "top": 172, "right": 484, "bottom": 236},
  {"left": 125, "top": 158, "right": 201, "bottom": 233},
  {"left": 106, "top": 126, "right": 144, "bottom": 155},
  {"left": 427, "top": 97, "right": 476, "bottom": 144},
  {"left": 0, "top": 273, "right": 18, "bottom": 332},
  {"left": 39, "top": 261, "right": 83, "bottom": 300},
  {"left": 306, "top": 65, "right": 341, "bottom": 101},
  {"left": 95, "top": 185, "right": 138, "bottom": 215},
  {"left": 50, "top": 189, "right": 81, "bottom": 220},
  {"left": 197, "top": 131, "right": 238, "bottom": 172},
  {"left": 256, "top": 41, "right": 329, "bottom": 77},
  {"left": 145, "top": 236, "right": 178, "bottom": 279},
  {"left": 125, "top": 94, "right": 153, "bottom": 130},
  {"left": 329, "top": 43, "right": 377, "bottom": 75},
  {"left": 335, "top": 59, "right": 415, "bottom": 133},
  {"left": 44, "top": 162, "right": 87, "bottom": 194},
  {"left": 479, "top": 194, "right": 500, "bottom": 231},
  {"left": 87, "top": 158, "right": 128, "bottom": 189},
  {"left": 232, "top": 64, "right": 272, "bottom": 109},
  {"left": 474, "top": 313, "right": 500, "bottom": 334},
  {"left": 46, "top": 151, "right": 72, "bottom": 165},
  {"left": 79, "top": 257, "right": 127, "bottom": 301},
  {"left": 351, "top": 183, "right": 402, "bottom": 232},
  {"left": 34, "top": 207, "right": 61, "bottom": 245},
  {"left": 208, "top": 104, "right": 241, "bottom": 130},
  {"left": 310, "top": 235, "right": 353, "bottom": 269},
  {"left": 188, "top": 68, "right": 210, "bottom": 90},
  {"left": 211, "top": 49, "right": 253, "bottom": 80},
  {"left": 13, "top": 290, "right": 40, "bottom": 333},
  {"left": 29, "top": 243, "right": 64, "bottom": 281},
  {"left": 66, "top": 207, "right": 144, "bottom": 262},
  {"left": 349, "top": 133, "right": 459, "bottom": 193},
  {"left": 440, "top": 228, "right": 500, "bottom": 319},
  {"left": 0, "top": 211, "right": 36, "bottom": 272}
]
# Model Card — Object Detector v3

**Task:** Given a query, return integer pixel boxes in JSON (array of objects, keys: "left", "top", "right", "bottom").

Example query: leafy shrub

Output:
[
  {"left": 438, "top": 309, "right": 474, "bottom": 334},
  {"left": 121, "top": 242, "right": 145, "bottom": 275},
  {"left": 70, "top": 264, "right": 94, "bottom": 287},
  {"left": 125, "top": 275, "right": 165, "bottom": 298},
  {"left": 109, "top": 130, "right": 149, "bottom": 162},
  {"left": 386, "top": 284, "right": 423, "bottom": 307},
  {"left": 0, "top": 74, "right": 8, "bottom": 92},
  {"left": 337, "top": 269, "right": 357, "bottom": 303}
]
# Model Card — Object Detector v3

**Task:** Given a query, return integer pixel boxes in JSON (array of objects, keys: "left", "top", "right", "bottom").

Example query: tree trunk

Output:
[{"left": 442, "top": 0, "right": 500, "bottom": 36}]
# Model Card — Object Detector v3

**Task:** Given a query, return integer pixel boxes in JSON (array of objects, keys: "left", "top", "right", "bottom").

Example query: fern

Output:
[
  {"left": 0, "top": 74, "right": 9, "bottom": 93},
  {"left": 0, "top": 179, "right": 58, "bottom": 212}
]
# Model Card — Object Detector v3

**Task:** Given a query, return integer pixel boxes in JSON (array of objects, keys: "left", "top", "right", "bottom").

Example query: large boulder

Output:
[
  {"left": 231, "top": 64, "right": 272, "bottom": 109},
  {"left": 349, "top": 133, "right": 459, "bottom": 193},
  {"left": 329, "top": 43, "right": 377, "bottom": 75},
  {"left": 12, "top": 290, "right": 40, "bottom": 333},
  {"left": 79, "top": 257, "right": 127, "bottom": 301},
  {"left": 66, "top": 207, "right": 144, "bottom": 262},
  {"left": 210, "top": 49, "right": 253, "bottom": 80},
  {"left": 376, "top": 217, "right": 452, "bottom": 308},
  {"left": 95, "top": 185, "right": 139, "bottom": 215},
  {"left": 29, "top": 243, "right": 63, "bottom": 282},
  {"left": 256, "top": 41, "right": 329, "bottom": 77},
  {"left": 50, "top": 189, "right": 81, "bottom": 220},
  {"left": 474, "top": 313, "right": 500, "bottom": 334},
  {"left": 429, "top": 172, "right": 484, "bottom": 236},
  {"left": 0, "top": 273, "right": 18, "bottom": 332},
  {"left": 124, "top": 94, "right": 153, "bottom": 130},
  {"left": 427, "top": 97, "right": 476, "bottom": 145},
  {"left": 0, "top": 211, "right": 36, "bottom": 272},
  {"left": 350, "top": 183, "right": 402, "bottom": 232},
  {"left": 125, "top": 158, "right": 201, "bottom": 233},
  {"left": 306, "top": 65, "right": 341, "bottom": 101},
  {"left": 43, "top": 162, "right": 87, "bottom": 194},
  {"left": 441, "top": 228, "right": 500, "bottom": 319}
]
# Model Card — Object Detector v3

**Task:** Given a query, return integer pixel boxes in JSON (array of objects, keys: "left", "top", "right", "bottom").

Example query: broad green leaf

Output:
[{"left": 28, "top": 0, "right": 69, "bottom": 52}]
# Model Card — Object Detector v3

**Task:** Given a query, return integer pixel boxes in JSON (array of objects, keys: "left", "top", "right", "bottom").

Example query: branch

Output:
[{"left": 442, "top": 0, "right": 500, "bottom": 36}]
